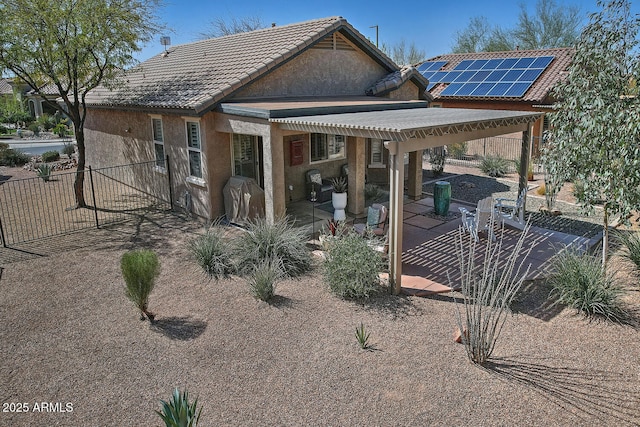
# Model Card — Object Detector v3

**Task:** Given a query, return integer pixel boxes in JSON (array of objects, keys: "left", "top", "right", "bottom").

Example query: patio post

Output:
[
  {"left": 385, "top": 141, "right": 405, "bottom": 295},
  {"left": 263, "top": 124, "right": 286, "bottom": 224},
  {"left": 347, "top": 136, "right": 366, "bottom": 215}
]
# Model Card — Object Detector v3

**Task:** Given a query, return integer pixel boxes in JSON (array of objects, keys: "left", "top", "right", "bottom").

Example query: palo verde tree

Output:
[
  {"left": 544, "top": 0, "right": 640, "bottom": 267},
  {"left": 0, "top": 0, "right": 162, "bottom": 208}
]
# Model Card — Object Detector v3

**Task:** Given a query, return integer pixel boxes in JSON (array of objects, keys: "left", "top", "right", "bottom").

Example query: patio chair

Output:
[
  {"left": 305, "top": 169, "right": 333, "bottom": 203},
  {"left": 459, "top": 196, "right": 496, "bottom": 242},
  {"left": 495, "top": 188, "right": 527, "bottom": 225},
  {"left": 354, "top": 203, "right": 387, "bottom": 237}
]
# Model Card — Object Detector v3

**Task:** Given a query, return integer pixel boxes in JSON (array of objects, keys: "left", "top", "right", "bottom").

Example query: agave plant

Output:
[
  {"left": 156, "top": 388, "right": 202, "bottom": 427},
  {"left": 37, "top": 163, "right": 52, "bottom": 182}
]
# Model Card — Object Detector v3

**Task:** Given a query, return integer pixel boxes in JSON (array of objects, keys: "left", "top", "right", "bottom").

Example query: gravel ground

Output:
[
  {"left": 1, "top": 212, "right": 639, "bottom": 426},
  {"left": 1, "top": 165, "right": 639, "bottom": 426}
]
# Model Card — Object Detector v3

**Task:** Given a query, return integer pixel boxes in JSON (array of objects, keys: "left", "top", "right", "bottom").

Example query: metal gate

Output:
[{"left": 0, "top": 157, "right": 172, "bottom": 246}]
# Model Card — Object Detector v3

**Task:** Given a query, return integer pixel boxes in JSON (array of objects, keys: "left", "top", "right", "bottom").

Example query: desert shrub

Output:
[
  {"left": 36, "top": 164, "right": 52, "bottom": 182},
  {"left": 453, "top": 222, "right": 532, "bottom": 365},
  {"left": 364, "top": 183, "right": 384, "bottom": 203},
  {"left": 234, "top": 217, "right": 311, "bottom": 278},
  {"left": 572, "top": 179, "right": 585, "bottom": 201},
  {"left": 156, "top": 388, "right": 202, "bottom": 427},
  {"left": 448, "top": 141, "right": 468, "bottom": 159},
  {"left": 536, "top": 183, "right": 546, "bottom": 195},
  {"left": 28, "top": 122, "right": 40, "bottom": 136},
  {"left": 248, "top": 258, "right": 282, "bottom": 302},
  {"left": 480, "top": 156, "right": 510, "bottom": 177},
  {"left": 428, "top": 147, "right": 446, "bottom": 177},
  {"left": 615, "top": 230, "right": 640, "bottom": 279},
  {"left": 41, "top": 150, "right": 60, "bottom": 162},
  {"left": 53, "top": 122, "right": 69, "bottom": 138},
  {"left": 0, "top": 148, "right": 29, "bottom": 166},
  {"left": 188, "top": 221, "right": 235, "bottom": 281},
  {"left": 62, "top": 143, "right": 75, "bottom": 157},
  {"left": 36, "top": 113, "right": 56, "bottom": 131},
  {"left": 323, "top": 231, "right": 386, "bottom": 299},
  {"left": 549, "top": 248, "right": 627, "bottom": 322},
  {"left": 121, "top": 249, "right": 160, "bottom": 321}
]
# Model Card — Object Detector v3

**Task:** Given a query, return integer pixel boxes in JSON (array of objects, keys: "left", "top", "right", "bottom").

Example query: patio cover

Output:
[{"left": 273, "top": 107, "right": 543, "bottom": 294}]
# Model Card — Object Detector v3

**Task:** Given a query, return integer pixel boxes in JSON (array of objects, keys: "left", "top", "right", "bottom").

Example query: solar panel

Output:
[
  {"left": 430, "top": 55, "right": 554, "bottom": 98},
  {"left": 504, "top": 82, "right": 531, "bottom": 97},
  {"left": 453, "top": 59, "right": 475, "bottom": 71},
  {"left": 440, "top": 83, "right": 465, "bottom": 96},
  {"left": 417, "top": 60, "right": 448, "bottom": 72},
  {"left": 419, "top": 55, "right": 554, "bottom": 98},
  {"left": 454, "top": 83, "right": 480, "bottom": 96}
]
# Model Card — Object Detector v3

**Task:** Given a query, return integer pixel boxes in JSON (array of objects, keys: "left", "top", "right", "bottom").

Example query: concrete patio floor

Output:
[{"left": 288, "top": 194, "right": 597, "bottom": 297}]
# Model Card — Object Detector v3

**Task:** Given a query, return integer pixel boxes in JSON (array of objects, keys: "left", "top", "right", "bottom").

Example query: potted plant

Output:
[{"left": 330, "top": 176, "right": 347, "bottom": 221}]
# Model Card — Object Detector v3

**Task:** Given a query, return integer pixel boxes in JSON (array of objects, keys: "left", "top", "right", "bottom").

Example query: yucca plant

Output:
[
  {"left": 248, "top": 258, "right": 282, "bottom": 302},
  {"left": 156, "top": 388, "right": 202, "bottom": 427},
  {"left": 355, "top": 322, "right": 371, "bottom": 350},
  {"left": 233, "top": 216, "right": 310, "bottom": 278},
  {"left": 36, "top": 164, "right": 52, "bottom": 182},
  {"left": 549, "top": 247, "right": 627, "bottom": 322},
  {"left": 121, "top": 249, "right": 160, "bottom": 321},
  {"left": 188, "top": 220, "right": 235, "bottom": 281}
]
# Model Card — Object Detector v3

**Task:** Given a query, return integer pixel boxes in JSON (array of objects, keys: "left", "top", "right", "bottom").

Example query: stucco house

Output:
[
  {"left": 84, "top": 16, "right": 431, "bottom": 220},
  {"left": 84, "top": 17, "right": 543, "bottom": 291},
  {"left": 0, "top": 78, "right": 60, "bottom": 119}
]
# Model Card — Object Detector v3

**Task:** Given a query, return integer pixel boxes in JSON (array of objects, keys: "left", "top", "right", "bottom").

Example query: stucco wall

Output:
[
  {"left": 234, "top": 47, "right": 388, "bottom": 98},
  {"left": 84, "top": 108, "right": 214, "bottom": 219},
  {"left": 387, "top": 81, "right": 421, "bottom": 101}
]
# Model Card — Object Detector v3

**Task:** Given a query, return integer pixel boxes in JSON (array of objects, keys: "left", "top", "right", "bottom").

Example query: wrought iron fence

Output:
[
  {"left": 0, "top": 157, "right": 172, "bottom": 246},
  {"left": 429, "top": 136, "right": 543, "bottom": 173}
]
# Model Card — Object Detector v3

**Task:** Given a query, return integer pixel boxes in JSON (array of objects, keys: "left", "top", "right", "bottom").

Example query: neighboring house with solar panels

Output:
[
  {"left": 83, "top": 17, "right": 432, "bottom": 220},
  {"left": 417, "top": 48, "right": 574, "bottom": 155}
]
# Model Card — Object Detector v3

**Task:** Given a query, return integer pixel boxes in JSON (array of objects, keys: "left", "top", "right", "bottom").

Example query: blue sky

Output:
[{"left": 138, "top": 0, "right": 624, "bottom": 61}]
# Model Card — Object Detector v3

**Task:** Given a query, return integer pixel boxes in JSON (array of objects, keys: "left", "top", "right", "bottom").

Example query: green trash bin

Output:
[{"left": 433, "top": 181, "right": 451, "bottom": 216}]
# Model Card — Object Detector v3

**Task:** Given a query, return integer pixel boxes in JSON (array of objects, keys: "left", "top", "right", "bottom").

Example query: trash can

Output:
[{"left": 433, "top": 181, "right": 451, "bottom": 216}]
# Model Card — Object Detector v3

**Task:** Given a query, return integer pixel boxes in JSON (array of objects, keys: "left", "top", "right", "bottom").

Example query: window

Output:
[
  {"left": 369, "top": 138, "right": 383, "bottom": 166},
  {"left": 151, "top": 117, "right": 165, "bottom": 169},
  {"left": 310, "top": 133, "right": 346, "bottom": 163},
  {"left": 232, "top": 134, "right": 259, "bottom": 181},
  {"left": 186, "top": 121, "right": 202, "bottom": 179}
]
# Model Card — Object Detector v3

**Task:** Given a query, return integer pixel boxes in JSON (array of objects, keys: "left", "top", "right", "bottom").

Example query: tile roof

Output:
[
  {"left": 366, "top": 65, "right": 431, "bottom": 100},
  {"left": 86, "top": 17, "right": 397, "bottom": 114},
  {"left": 422, "top": 47, "right": 574, "bottom": 103},
  {"left": 0, "top": 78, "right": 13, "bottom": 95}
]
